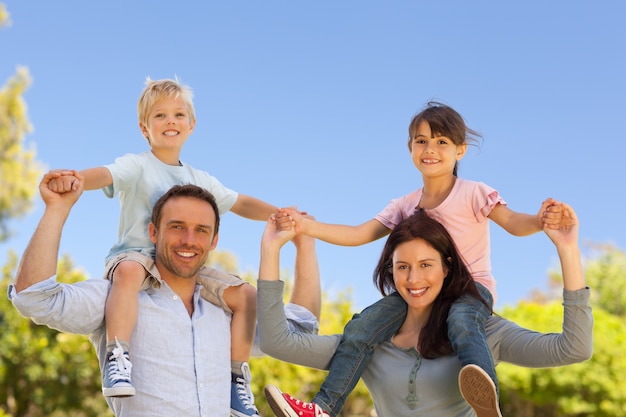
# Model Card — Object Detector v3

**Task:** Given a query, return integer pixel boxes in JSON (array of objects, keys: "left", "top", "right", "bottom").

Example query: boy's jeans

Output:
[{"left": 313, "top": 284, "right": 496, "bottom": 416}]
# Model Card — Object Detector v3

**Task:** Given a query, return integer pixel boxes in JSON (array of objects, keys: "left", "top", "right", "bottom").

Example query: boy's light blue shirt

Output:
[{"left": 103, "top": 151, "right": 238, "bottom": 260}]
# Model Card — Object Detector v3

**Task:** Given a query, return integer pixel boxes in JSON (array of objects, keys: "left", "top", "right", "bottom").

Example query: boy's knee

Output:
[
  {"left": 224, "top": 282, "right": 257, "bottom": 312},
  {"left": 112, "top": 261, "right": 148, "bottom": 288}
]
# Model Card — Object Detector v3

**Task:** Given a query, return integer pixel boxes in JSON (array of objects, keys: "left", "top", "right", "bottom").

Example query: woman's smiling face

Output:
[{"left": 392, "top": 237, "right": 448, "bottom": 313}]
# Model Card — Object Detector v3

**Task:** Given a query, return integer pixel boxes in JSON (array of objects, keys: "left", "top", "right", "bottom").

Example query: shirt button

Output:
[{"left": 173, "top": 295, "right": 179, "bottom": 300}]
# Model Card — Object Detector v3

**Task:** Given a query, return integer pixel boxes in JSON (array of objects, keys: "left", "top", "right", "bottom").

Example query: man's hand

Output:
[{"left": 40, "top": 170, "right": 85, "bottom": 209}]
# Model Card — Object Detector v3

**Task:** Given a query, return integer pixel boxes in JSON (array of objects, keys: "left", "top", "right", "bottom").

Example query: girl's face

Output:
[
  {"left": 392, "top": 237, "right": 448, "bottom": 313},
  {"left": 410, "top": 120, "right": 466, "bottom": 178},
  {"left": 140, "top": 96, "right": 195, "bottom": 151}
]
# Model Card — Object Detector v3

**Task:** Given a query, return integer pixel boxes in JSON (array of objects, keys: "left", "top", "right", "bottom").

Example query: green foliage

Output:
[
  {"left": 1, "top": 254, "right": 110, "bottom": 417},
  {"left": 0, "top": 7, "right": 43, "bottom": 243},
  {"left": 497, "top": 301, "right": 626, "bottom": 417},
  {"left": 581, "top": 244, "right": 626, "bottom": 317}
]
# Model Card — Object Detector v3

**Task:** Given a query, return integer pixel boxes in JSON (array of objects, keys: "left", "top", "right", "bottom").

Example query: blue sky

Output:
[{"left": 2, "top": 1, "right": 625, "bottom": 311}]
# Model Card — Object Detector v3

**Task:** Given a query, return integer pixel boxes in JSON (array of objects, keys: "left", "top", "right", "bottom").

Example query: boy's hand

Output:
[{"left": 46, "top": 169, "right": 80, "bottom": 193}]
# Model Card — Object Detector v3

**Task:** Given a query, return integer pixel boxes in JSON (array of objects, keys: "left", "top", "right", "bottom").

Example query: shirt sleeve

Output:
[
  {"left": 375, "top": 190, "right": 421, "bottom": 230},
  {"left": 9, "top": 277, "right": 108, "bottom": 335},
  {"left": 471, "top": 180, "right": 507, "bottom": 221},
  {"left": 194, "top": 170, "right": 238, "bottom": 215},
  {"left": 102, "top": 153, "right": 143, "bottom": 199},
  {"left": 486, "top": 288, "right": 593, "bottom": 367},
  {"left": 256, "top": 279, "right": 340, "bottom": 370}
]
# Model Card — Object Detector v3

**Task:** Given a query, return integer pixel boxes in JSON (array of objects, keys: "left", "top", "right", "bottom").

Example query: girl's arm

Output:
[
  {"left": 231, "top": 194, "right": 278, "bottom": 221},
  {"left": 280, "top": 208, "right": 391, "bottom": 246},
  {"left": 488, "top": 198, "right": 558, "bottom": 236}
]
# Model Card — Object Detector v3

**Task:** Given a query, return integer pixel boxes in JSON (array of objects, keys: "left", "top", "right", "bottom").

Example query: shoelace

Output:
[
  {"left": 287, "top": 396, "right": 328, "bottom": 417},
  {"left": 108, "top": 339, "right": 132, "bottom": 382},
  {"left": 234, "top": 376, "right": 256, "bottom": 410}
]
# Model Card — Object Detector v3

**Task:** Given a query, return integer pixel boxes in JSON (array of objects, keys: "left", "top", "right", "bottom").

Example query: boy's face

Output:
[{"left": 140, "top": 96, "right": 195, "bottom": 152}]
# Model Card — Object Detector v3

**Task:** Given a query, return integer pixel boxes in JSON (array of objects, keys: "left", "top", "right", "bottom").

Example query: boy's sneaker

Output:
[
  {"left": 102, "top": 339, "right": 135, "bottom": 397},
  {"left": 264, "top": 385, "right": 329, "bottom": 417},
  {"left": 231, "top": 362, "right": 260, "bottom": 417},
  {"left": 458, "top": 364, "right": 502, "bottom": 417}
]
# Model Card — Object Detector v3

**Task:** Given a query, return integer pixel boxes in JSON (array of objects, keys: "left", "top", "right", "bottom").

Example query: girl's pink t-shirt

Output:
[{"left": 375, "top": 177, "right": 505, "bottom": 302}]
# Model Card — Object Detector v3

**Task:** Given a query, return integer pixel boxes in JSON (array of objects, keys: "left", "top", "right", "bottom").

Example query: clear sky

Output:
[{"left": 2, "top": 1, "right": 625, "bottom": 311}]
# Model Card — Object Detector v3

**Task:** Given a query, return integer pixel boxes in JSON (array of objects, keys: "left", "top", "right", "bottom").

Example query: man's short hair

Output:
[{"left": 151, "top": 184, "right": 220, "bottom": 236}]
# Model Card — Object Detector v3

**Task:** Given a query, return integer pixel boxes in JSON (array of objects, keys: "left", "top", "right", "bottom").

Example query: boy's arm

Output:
[
  {"left": 230, "top": 194, "right": 278, "bottom": 221},
  {"left": 79, "top": 167, "right": 113, "bottom": 190},
  {"left": 46, "top": 167, "right": 112, "bottom": 193},
  {"left": 280, "top": 208, "right": 390, "bottom": 246},
  {"left": 488, "top": 198, "right": 559, "bottom": 237}
]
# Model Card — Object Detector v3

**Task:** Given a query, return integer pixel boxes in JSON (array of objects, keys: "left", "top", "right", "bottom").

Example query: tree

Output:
[
  {"left": 560, "top": 244, "right": 626, "bottom": 317},
  {"left": 496, "top": 243, "right": 626, "bottom": 417},
  {"left": 0, "top": 4, "right": 42, "bottom": 243},
  {"left": 1, "top": 254, "right": 110, "bottom": 417}
]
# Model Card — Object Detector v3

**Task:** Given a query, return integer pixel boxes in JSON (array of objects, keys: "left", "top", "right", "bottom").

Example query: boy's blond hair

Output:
[{"left": 137, "top": 77, "right": 196, "bottom": 139}]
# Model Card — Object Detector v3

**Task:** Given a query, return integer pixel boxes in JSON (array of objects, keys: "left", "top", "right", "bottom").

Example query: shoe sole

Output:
[
  {"left": 458, "top": 365, "right": 502, "bottom": 417},
  {"left": 264, "top": 385, "right": 298, "bottom": 417},
  {"left": 230, "top": 408, "right": 260, "bottom": 417},
  {"left": 102, "top": 385, "right": 136, "bottom": 397}
]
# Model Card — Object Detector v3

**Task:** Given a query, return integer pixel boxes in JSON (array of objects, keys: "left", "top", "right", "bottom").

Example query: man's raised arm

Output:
[{"left": 14, "top": 170, "right": 84, "bottom": 292}]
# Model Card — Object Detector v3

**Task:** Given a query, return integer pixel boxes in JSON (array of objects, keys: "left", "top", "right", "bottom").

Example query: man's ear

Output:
[
  {"left": 148, "top": 222, "right": 158, "bottom": 243},
  {"left": 209, "top": 232, "right": 219, "bottom": 251}
]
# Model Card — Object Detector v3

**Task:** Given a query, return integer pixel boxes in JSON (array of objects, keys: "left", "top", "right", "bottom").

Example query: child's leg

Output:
[
  {"left": 106, "top": 260, "right": 147, "bottom": 344},
  {"left": 222, "top": 283, "right": 257, "bottom": 364},
  {"left": 447, "top": 284, "right": 497, "bottom": 391},
  {"left": 197, "top": 267, "right": 259, "bottom": 417},
  {"left": 313, "top": 293, "right": 407, "bottom": 415},
  {"left": 449, "top": 284, "right": 502, "bottom": 417},
  {"left": 102, "top": 259, "right": 147, "bottom": 398}
]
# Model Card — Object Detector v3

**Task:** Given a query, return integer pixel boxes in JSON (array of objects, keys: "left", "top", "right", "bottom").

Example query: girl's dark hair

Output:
[
  {"left": 373, "top": 210, "right": 489, "bottom": 358},
  {"left": 407, "top": 101, "right": 482, "bottom": 176}
]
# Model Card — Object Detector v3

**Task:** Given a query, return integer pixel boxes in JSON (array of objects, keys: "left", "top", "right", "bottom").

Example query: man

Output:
[{"left": 9, "top": 172, "right": 320, "bottom": 416}]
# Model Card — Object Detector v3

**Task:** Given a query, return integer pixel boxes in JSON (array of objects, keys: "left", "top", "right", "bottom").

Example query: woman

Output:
[{"left": 257, "top": 207, "right": 592, "bottom": 417}]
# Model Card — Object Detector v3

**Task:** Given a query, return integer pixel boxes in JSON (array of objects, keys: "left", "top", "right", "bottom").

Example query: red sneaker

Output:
[{"left": 264, "top": 385, "right": 330, "bottom": 417}]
